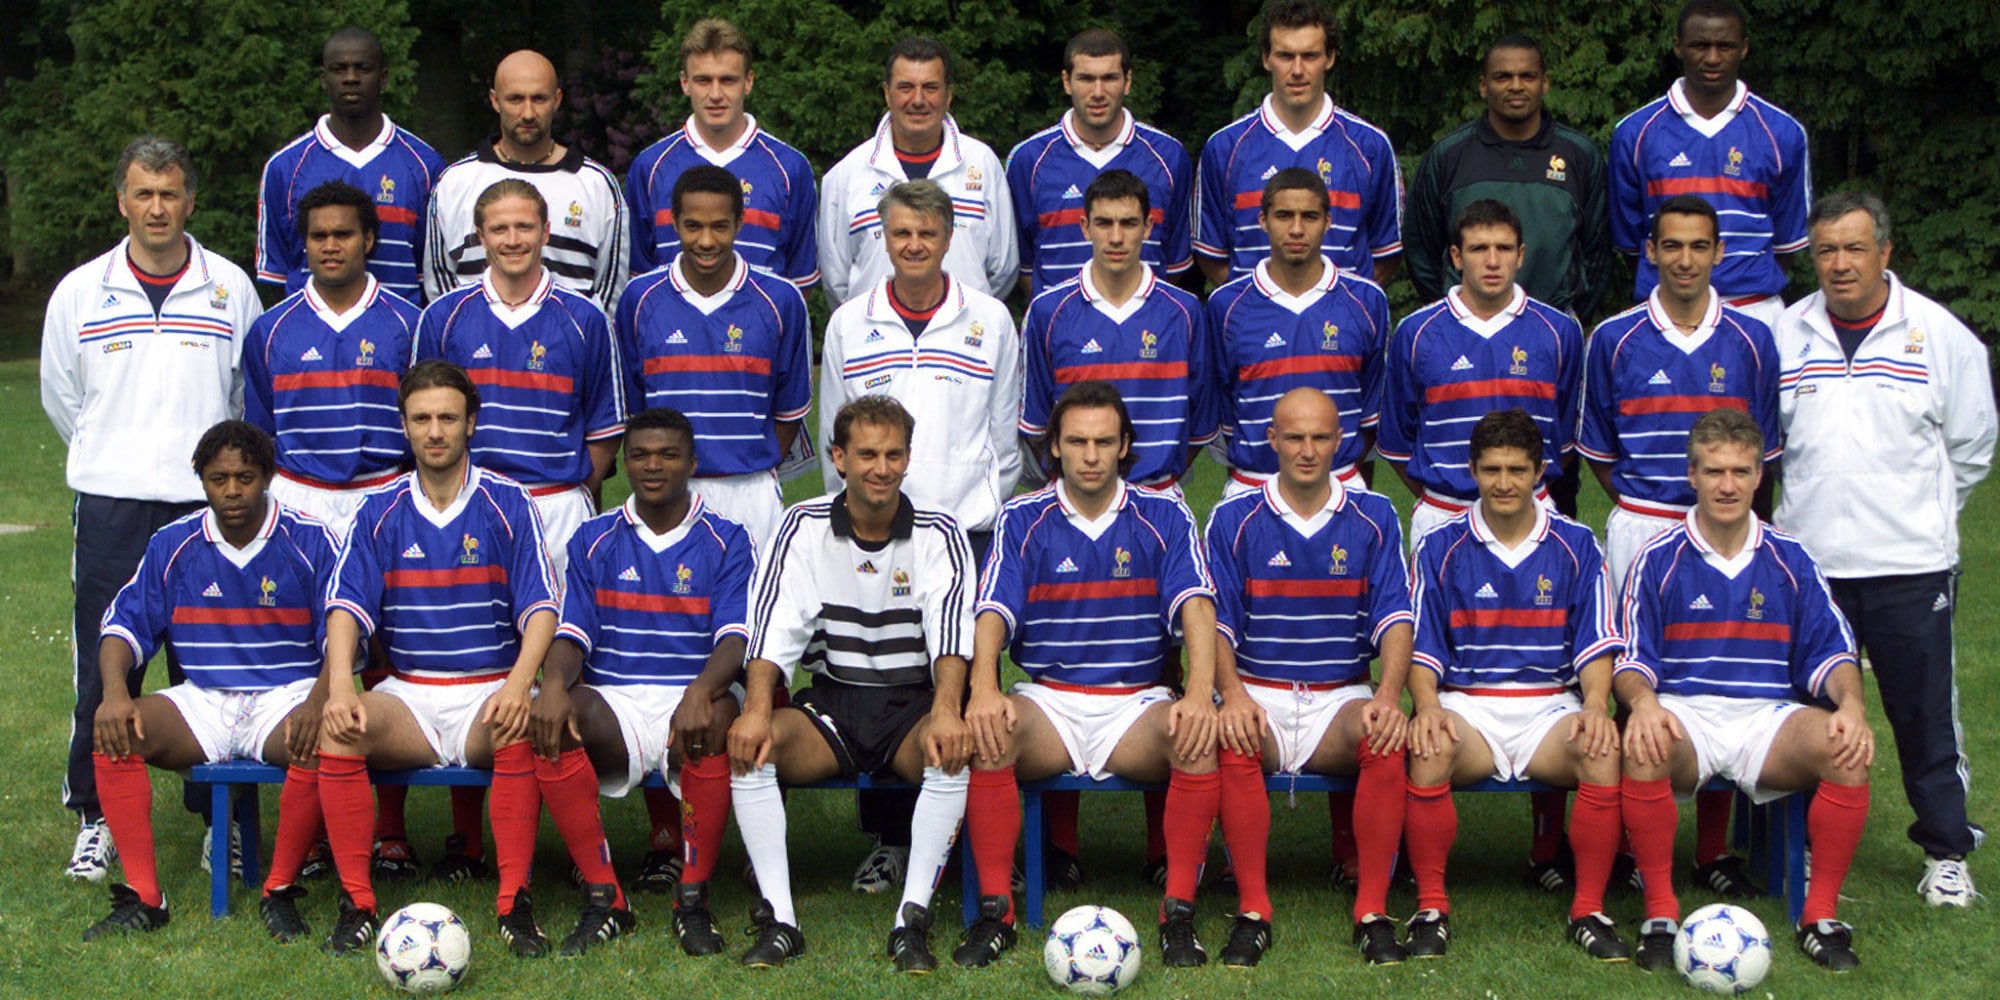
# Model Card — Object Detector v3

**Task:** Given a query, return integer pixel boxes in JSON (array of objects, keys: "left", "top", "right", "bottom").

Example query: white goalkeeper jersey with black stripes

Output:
[{"left": 424, "top": 141, "right": 627, "bottom": 315}]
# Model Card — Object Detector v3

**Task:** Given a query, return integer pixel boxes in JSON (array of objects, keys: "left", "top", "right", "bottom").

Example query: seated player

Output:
[
  {"left": 314, "top": 361, "right": 593, "bottom": 958},
  {"left": 1204, "top": 387, "right": 1413, "bottom": 966},
  {"left": 958, "top": 380, "right": 1226, "bottom": 969},
  {"left": 529, "top": 407, "right": 750, "bottom": 956},
  {"left": 83, "top": 421, "right": 336, "bottom": 941},
  {"left": 1616, "top": 408, "right": 1874, "bottom": 972},
  {"left": 725, "top": 395, "right": 978, "bottom": 971},
  {"left": 1403, "top": 408, "right": 1630, "bottom": 962}
]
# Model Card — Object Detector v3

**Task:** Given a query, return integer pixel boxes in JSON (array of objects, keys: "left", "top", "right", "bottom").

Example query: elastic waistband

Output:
[
  {"left": 1420, "top": 486, "right": 1549, "bottom": 514},
  {"left": 1443, "top": 684, "right": 1567, "bottom": 698},
  {"left": 1724, "top": 293, "right": 1776, "bottom": 308},
  {"left": 277, "top": 467, "right": 401, "bottom": 492},
  {"left": 1240, "top": 674, "right": 1351, "bottom": 692},
  {"left": 1615, "top": 497, "right": 1688, "bottom": 520},
  {"left": 390, "top": 670, "right": 510, "bottom": 687},
  {"left": 526, "top": 482, "right": 583, "bottom": 498},
  {"left": 1035, "top": 678, "right": 1153, "bottom": 697},
  {"left": 1230, "top": 464, "right": 1359, "bottom": 489}
]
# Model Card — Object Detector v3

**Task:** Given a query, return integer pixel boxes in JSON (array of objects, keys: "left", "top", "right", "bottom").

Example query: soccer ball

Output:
[
  {"left": 1674, "top": 903, "right": 1772, "bottom": 993},
  {"left": 1044, "top": 905, "right": 1142, "bottom": 995},
  {"left": 375, "top": 902, "right": 471, "bottom": 993}
]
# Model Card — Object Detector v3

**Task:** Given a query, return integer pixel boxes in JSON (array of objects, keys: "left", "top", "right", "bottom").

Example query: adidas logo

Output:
[
  {"left": 857, "top": 559, "right": 879, "bottom": 574},
  {"left": 403, "top": 542, "right": 425, "bottom": 559},
  {"left": 1934, "top": 592, "right": 1951, "bottom": 612},
  {"left": 1081, "top": 338, "right": 1103, "bottom": 354},
  {"left": 1474, "top": 582, "right": 1498, "bottom": 599},
  {"left": 1649, "top": 370, "right": 1672, "bottom": 386},
  {"left": 665, "top": 330, "right": 687, "bottom": 345},
  {"left": 1689, "top": 594, "right": 1713, "bottom": 610},
  {"left": 864, "top": 330, "right": 884, "bottom": 343},
  {"left": 619, "top": 566, "right": 640, "bottom": 582},
  {"left": 1055, "top": 557, "right": 1079, "bottom": 574},
  {"left": 300, "top": 346, "right": 324, "bottom": 362},
  {"left": 1263, "top": 332, "right": 1286, "bottom": 349},
  {"left": 472, "top": 343, "right": 493, "bottom": 359},
  {"left": 1267, "top": 551, "right": 1292, "bottom": 567},
  {"left": 202, "top": 582, "right": 223, "bottom": 598},
  {"left": 1669, "top": 152, "right": 1692, "bottom": 168},
  {"left": 1062, "top": 184, "right": 1082, "bottom": 199},
  {"left": 101, "top": 294, "right": 121, "bottom": 309},
  {"left": 1260, "top": 165, "right": 1278, "bottom": 180},
  {"left": 1451, "top": 355, "right": 1474, "bottom": 371}
]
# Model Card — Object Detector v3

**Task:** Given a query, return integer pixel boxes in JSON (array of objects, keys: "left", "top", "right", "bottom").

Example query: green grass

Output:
[{"left": 1, "top": 354, "right": 1994, "bottom": 998}]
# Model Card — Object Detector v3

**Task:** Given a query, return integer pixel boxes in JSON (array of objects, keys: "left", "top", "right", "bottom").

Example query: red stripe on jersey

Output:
[
  {"left": 274, "top": 370, "right": 402, "bottom": 391},
  {"left": 468, "top": 368, "right": 575, "bottom": 394},
  {"left": 1053, "top": 361, "right": 1189, "bottom": 382},
  {"left": 1233, "top": 189, "right": 1361, "bottom": 210},
  {"left": 1618, "top": 395, "right": 1749, "bottom": 416},
  {"left": 1238, "top": 354, "right": 1363, "bottom": 381},
  {"left": 376, "top": 206, "right": 419, "bottom": 226},
  {"left": 1448, "top": 608, "right": 1568, "bottom": 629},
  {"left": 384, "top": 565, "right": 510, "bottom": 588},
  {"left": 654, "top": 208, "right": 675, "bottom": 227},
  {"left": 643, "top": 354, "right": 773, "bottom": 377},
  {"left": 1027, "top": 578, "right": 1160, "bottom": 602},
  {"left": 171, "top": 606, "right": 314, "bottom": 627},
  {"left": 1663, "top": 621, "right": 1793, "bottom": 643},
  {"left": 743, "top": 208, "right": 781, "bottom": 231},
  {"left": 1425, "top": 378, "right": 1557, "bottom": 404},
  {"left": 1645, "top": 177, "right": 1771, "bottom": 200},
  {"left": 1247, "top": 578, "right": 1367, "bottom": 598},
  {"left": 1037, "top": 207, "right": 1167, "bottom": 229},
  {"left": 593, "top": 589, "right": 712, "bottom": 615}
]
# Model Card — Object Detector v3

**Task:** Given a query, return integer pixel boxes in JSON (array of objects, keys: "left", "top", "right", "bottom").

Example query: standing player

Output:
[
  {"left": 1204, "top": 388, "right": 1413, "bottom": 966},
  {"left": 1194, "top": 0, "right": 1402, "bottom": 287},
  {"left": 42, "top": 135, "right": 263, "bottom": 880},
  {"left": 1774, "top": 192, "right": 1995, "bottom": 906},
  {"left": 82, "top": 422, "right": 334, "bottom": 941},
  {"left": 258, "top": 27, "right": 446, "bottom": 303},
  {"left": 1006, "top": 28, "right": 1193, "bottom": 297},
  {"left": 1617, "top": 408, "right": 1874, "bottom": 971},
  {"left": 313, "top": 361, "right": 586, "bottom": 958},
  {"left": 529, "top": 407, "right": 752, "bottom": 955},
  {"left": 425, "top": 50, "right": 628, "bottom": 315},
  {"left": 1610, "top": 0, "right": 1809, "bottom": 329},
  {"left": 726, "top": 395, "right": 978, "bottom": 971},
  {"left": 1402, "top": 408, "right": 1631, "bottom": 963},
  {"left": 245, "top": 180, "right": 421, "bottom": 538},
  {"left": 626, "top": 18, "right": 819, "bottom": 288},
  {"left": 818, "top": 36, "right": 1017, "bottom": 308},
  {"left": 957, "top": 380, "right": 1228, "bottom": 969}
]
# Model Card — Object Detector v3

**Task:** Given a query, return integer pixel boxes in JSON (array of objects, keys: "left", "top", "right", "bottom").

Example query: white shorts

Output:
[
  {"left": 689, "top": 470, "right": 784, "bottom": 550},
  {"left": 1242, "top": 679, "right": 1373, "bottom": 774},
  {"left": 372, "top": 675, "right": 508, "bottom": 766},
  {"left": 158, "top": 677, "right": 316, "bottom": 764},
  {"left": 1723, "top": 294, "right": 1785, "bottom": 331},
  {"left": 1658, "top": 693, "right": 1805, "bottom": 804},
  {"left": 1605, "top": 504, "right": 1682, "bottom": 588},
  {"left": 1221, "top": 464, "right": 1360, "bottom": 500},
  {"left": 530, "top": 486, "right": 596, "bottom": 575},
  {"left": 271, "top": 472, "right": 393, "bottom": 541},
  {"left": 1438, "top": 689, "right": 1579, "bottom": 781},
  {"left": 588, "top": 682, "right": 745, "bottom": 797},
  {"left": 1012, "top": 682, "right": 1174, "bottom": 779}
]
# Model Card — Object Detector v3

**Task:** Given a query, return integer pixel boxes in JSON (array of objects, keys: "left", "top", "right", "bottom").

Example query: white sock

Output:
[
  {"left": 897, "top": 766, "right": 968, "bottom": 927},
  {"left": 730, "top": 763, "right": 795, "bottom": 927}
]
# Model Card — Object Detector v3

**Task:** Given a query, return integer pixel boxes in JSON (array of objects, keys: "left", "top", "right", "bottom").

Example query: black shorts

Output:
[{"left": 792, "top": 679, "right": 933, "bottom": 778}]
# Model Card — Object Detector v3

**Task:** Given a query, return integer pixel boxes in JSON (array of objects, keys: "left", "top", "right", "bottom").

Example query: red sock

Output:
[
  {"left": 1405, "top": 780, "right": 1455, "bottom": 914},
  {"left": 264, "top": 763, "right": 323, "bottom": 893},
  {"left": 451, "top": 786, "right": 486, "bottom": 858},
  {"left": 679, "top": 754, "right": 731, "bottom": 885},
  {"left": 1622, "top": 776, "right": 1680, "bottom": 921},
  {"left": 1694, "top": 788, "right": 1733, "bottom": 864},
  {"left": 319, "top": 752, "right": 377, "bottom": 911},
  {"left": 1328, "top": 791, "right": 1358, "bottom": 871},
  {"left": 1143, "top": 789, "right": 1168, "bottom": 863},
  {"left": 1530, "top": 789, "right": 1568, "bottom": 864},
  {"left": 1568, "top": 783, "right": 1622, "bottom": 919},
  {"left": 966, "top": 766, "right": 1020, "bottom": 921},
  {"left": 1163, "top": 768, "right": 1221, "bottom": 910},
  {"left": 94, "top": 753, "right": 159, "bottom": 906},
  {"left": 1802, "top": 782, "right": 1869, "bottom": 924},
  {"left": 374, "top": 784, "right": 408, "bottom": 841},
  {"left": 1046, "top": 790, "right": 1081, "bottom": 856},
  {"left": 1217, "top": 749, "right": 1271, "bottom": 918},
  {"left": 535, "top": 748, "right": 622, "bottom": 908},
  {"left": 489, "top": 742, "right": 540, "bottom": 915},
  {"left": 1352, "top": 745, "right": 1407, "bottom": 922},
  {"left": 644, "top": 786, "right": 684, "bottom": 852}
]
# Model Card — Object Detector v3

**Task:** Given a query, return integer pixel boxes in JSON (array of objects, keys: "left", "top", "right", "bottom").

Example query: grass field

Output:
[{"left": 0, "top": 353, "right": 1993, "bottom": 999}]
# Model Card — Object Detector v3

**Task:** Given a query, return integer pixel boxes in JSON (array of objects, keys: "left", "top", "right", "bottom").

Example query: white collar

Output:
[
  {"left": 1252, "top": 256, "right": 1338, "bottom": 313},
  {"left": 669, "top": 252, "right": 749, "bottom": 313},
  {"left": 1444, "top": 284, "right": 1529, "bottom": 338},
  {"left": 314, "top": 114, "right": 398, "bottom": 169},
  {"left": 863, "top": 274, "right": 965, "bottom": 331},
  {"left": 1262, "top": 477, "right": 1344, "bottom": 538},
  {"left": 623, "top": 494, "right": 703, "bottom": 554},
  {"left": 1468, "top": 498, "right": 1548, "bottom": 569},
  {"left": 1684, "top": 508, "right": 1762, "bottom": 579},
  {"left": 1258, "top": 93, "right": 1336, "bottom": 150},
  {"left": 305, "top": 274, "right": 381, "bottom": 332},
  {"left": 1667, "top": 79, "right": 1749, "bottom": 137},
  {"left": 203, "top": 501, "right": 280, "bottom": 569},
  {"left": 101, "top": 236, "right": 213, "bottom": 294},
  {"left": 867, "top": 113, "right": 966, "bottom": 176},
  {"left": 1645, "top": 287, "right": 1722, "bottom": 354},
  {"left": 681, "top": 113, "right": 759, "bottom": 165},
  {"left": 1061, "top": 108, "right": 1135, "bottom": 168},
  {"left": 1056, "top": 478, "right": 1128, "bottom": 541},
  {"left": 1078, "top": 262, "right": 1156, "bottom": 325},
  {"left": 480, "top": 267, "right": 554, "bottom": 327},
  {"left": 414, "top": 464, "right": 479, "bottom": 527}
]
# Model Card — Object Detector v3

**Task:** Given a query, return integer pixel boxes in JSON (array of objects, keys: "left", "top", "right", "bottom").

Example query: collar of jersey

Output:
[
  {"left": 681, "top": 112, "right": 759, "bottom": 163},
  {"left": 1445, "top": 284, "right": 1528, "bottom": 334},
  {"left": 1468, "top": 495, "right": 1548, "bottom": 555},
  {"left": 313, "top": 114, "right": 398, "bottom": 168},
  {"left": 1056, "top": 477, "right": 1130, "bottom": 526},
  {"left": 475, "top": 136, "right": 584, "bottom": 173},
  {"left": 1683, "top": 507, "right": 1762, "bottom": 578},
  {"left": 411, "top": 463, "right": 480, "bottom": 526},
  {"left": 481, "top": 266, "right": 554, "bottom": 307},
  {"left": 830, "top": 489, "right": 916, "bottom": 541},
  {"left": 1252, "top": 256, "right": 1338, "bottom": 309},
  {"left": 1078, "top": 262, "right": 1156, "bottom": 323},
  {"left": 101, "top": 236, "right": 213, "bottom": 293},
  {"left": 1262, "top": 476, "right": 1346, "bottom": 531},
  {"left": 622, "top": 493, "right": 703, "bottom": 553},
  {"left": 1802, "top": 270, "right": 1909, "bottom": 346},
  {"left": 203, "top": 499, "right": 281, "bottom": 568},
  {"left": 1667, "top": 79, "right": 1749, "bottom": 122},
  {"left": 1060, "top": 108, "right": 1135, "bottom": 153},
  {"left": 1644, "top": 287, "right": 1721, "bottom": 352},
  {"left": 306, "top": 273, "right": 381, "bottom": 324},
  {"left": 868, "top": 113, "right": 965, "bottom": 175},
  {"left": 1258, "top": 93, "right": 1336, "bottom": 139},
  {"left": 866, "top": 274, "right": 963, "bottom": 328},
  {"left": 670, "top": 252, "right": 748, "bottom": 304}
]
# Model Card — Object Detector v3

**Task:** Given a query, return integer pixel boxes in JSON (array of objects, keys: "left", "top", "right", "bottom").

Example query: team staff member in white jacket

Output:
[
  {"left": 1774, "top": 190, "right": 1996, "bottom": 908},
  {"left": 817, "top": 36, "right": 1018, "bottom": 309},
  {"left": 41, "top": 135, "right": 262, "bottom": 881}
]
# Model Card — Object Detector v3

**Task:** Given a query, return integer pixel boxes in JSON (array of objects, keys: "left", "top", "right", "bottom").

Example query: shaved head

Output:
[
  {"left": 324, "top": 26, "right": 383, "bottom": 64},
  {"left": 494, "top": 50, "right": 558, "bottom": 91},
  {"left": 1270, "top": 386, "right": 1338, "bottom": 435}
]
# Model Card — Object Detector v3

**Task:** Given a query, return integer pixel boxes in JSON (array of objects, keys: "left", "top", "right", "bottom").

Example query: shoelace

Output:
[
  {"left": 963, "top": 917, "right": 1010, "bottom": 956},
  {"left": 676, "top": 906, "right": 717, "bottom": 939},
  {"left": 1162, "top": 916, "right": 1201, "bottom": 952},
  {"left": 1226, "top": 920, "right": 1267, "bottom": 953},
  {"left": 1927, "top": 862, "right": 1972, "bottom": 895}
]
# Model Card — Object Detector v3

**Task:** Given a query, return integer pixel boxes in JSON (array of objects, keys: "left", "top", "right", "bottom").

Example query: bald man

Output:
[
  {"left": 1202, "top": 387, "right": 1417, "bottom": 965},
  {"left": 424, "top": 49, "right": 628, "bottom": 313}
]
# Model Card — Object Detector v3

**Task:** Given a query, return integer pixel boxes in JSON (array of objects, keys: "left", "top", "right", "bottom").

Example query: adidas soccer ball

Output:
[
  {"left": 1675, "top": 903, "right": 1772, "bottom": 993},
  {"left": 1044, "top": 905, "right": 1141, "bottom": 995},
  {"left": 375, "top": 902, "right": 471, "bottom": 993}
]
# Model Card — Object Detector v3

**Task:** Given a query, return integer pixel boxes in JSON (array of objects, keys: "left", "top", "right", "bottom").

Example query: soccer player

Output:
[
  {"left": 957, "top": 380, "right": 1227, "bottom": 970},
  {"left": 1402, "top": 408, "right": 1630, "bottom": 963},
  {"left": 313, "top": 361, "right": 584, "bottom": 958},
  {"left": 1404, "top": 34, "right": 1609, "bottom": 328},
  {"left": 1773, "top": 192, "right": 1995, "bottom": 907},
  {"left": 726, "top": 395, "right": 978, "bottom": 971},
  {"left": 818, "top": 36, "right": 1017, "bottom": 308},
  {"left": 42, "top": 135, "right": 263, "bottom": 881},
  {"left": 258, "top": 27, "right": 446, "bottom": 303},
  {"left": 1208, "top": 168, "right": 1388, "bottom": 498},
  {"left": 1006, "top": 28, "right": 1194, "bottom": 297},
  {"left": 424, "top": 50, "right": 628, "bottom": 314},
  {"left": 1617, "top": 407, "right": 1874, "bottom": 971},
  {"left": 245, "top": 180, "right": 421, "bottom": 538},
  {"left": 1610, "top": 0, "right": 1809, "bottom": 329},
  {"left": 81, "top": 421, "right": 334, "bottom": 941},
  {"left": 618, "top": 165, "right": 811, "bottom": 549},
  {"left": 1194, "top": 0, "right": 1401, "bottom": 287},
  {"left": 1204, "top": 387, "right": 1413, "bottom": 966},
  {"left": 626, "top": 18, "right": 819, "bottom": 288},
  {"left": 530, "top": 407, "right": 752, "bottom": 955}
]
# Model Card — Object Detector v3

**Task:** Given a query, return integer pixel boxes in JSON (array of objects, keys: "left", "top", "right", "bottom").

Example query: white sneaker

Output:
[
  {"left": 200, "top": 822, "right": 244, "bottom": 878},
  {"left": 66, "top": 818, "right": 117, "bottom": 882},
  {"left": 850, "top": 842, "right": 909, "bottom": 894},
  {"left": 1918, "top": 856, "right": 1977, "bottom": 907}
]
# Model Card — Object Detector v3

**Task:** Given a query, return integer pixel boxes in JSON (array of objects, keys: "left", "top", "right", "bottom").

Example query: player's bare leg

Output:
[
  {"left": 317, "top": 691, "right": 437, "bottom": 954},
  {"left": 957, "top": 694, "right": 1074, "bottom": 967},
  {"left": 1287, "top": 698, "right": 1409, "bottom": 964},
  {"left": 259, "top": 702, "right": 327, "bottom": 943},
  {"left": 1621, "top": 708, "right": 1702, "bottom": 969},
  {"left": 1402, "top": 706, "right": 1492, "bottom": 959},
  {"left": 1519, "top": 713, "right": 1629, "bottom": 962},
  {"left": 1758, "top": 707, "right": 1872, "bottom": 971},
  {"left": 519, "top": 684, "right": 637, "bottom": 957},
  {"left": 1099, "top": 701, "right": 1220, "bottom": 968},
  {"left": 85, "top": 694, "right": 209, "bottom": 940}
]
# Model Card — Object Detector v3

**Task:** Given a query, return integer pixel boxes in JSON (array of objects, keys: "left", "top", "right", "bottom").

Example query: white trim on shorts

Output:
[
  {"left": 688, "top": 470, "right": 785, "bottom": 550},
  {"left": 1657, "top": 692, "right": 1805, "bottom": 804},
  {"left": 530, "top": 486, "right": 595, "bottom": 575},
  {"left": 589, "top": 681, "right": 745, "bottom": 797},
  {"left": 1011, "top": 682, "right": 1173, "bottom": 779},
  {"left": 1606, "top": 503, "right": 1682, "bottom": 588},
  {"left": 1242, "top": 679, "right": 1373, "bottom": 774},
  {"left": 157, "top": 676, "right": 316, "bottom": 764},
  {"left": 1437, "top": 689, "right": 1579, "bottom": 782},
  {"left": 269, "top": 475, "right": 373, "bottom": 541},
  {"left": 372, "top": 674, "right": 508, "bottom": 766}
]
